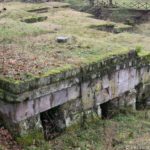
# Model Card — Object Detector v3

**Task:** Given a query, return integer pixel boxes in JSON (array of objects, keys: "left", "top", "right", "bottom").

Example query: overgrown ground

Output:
[
  {"left": 0, "top": 1, "right": 150, "bottom": 150},
  {"left": 0, "top": 2, "right": 150, "bottom": 81},
  {"left": 135, "top": 22, "right": 150, "bottom": 36},
  {"left": 48, "top": 110, "right": 150, "bottom": 150},
  {"left": 1, "top": 110, "right": 150, "bottom": 149}
]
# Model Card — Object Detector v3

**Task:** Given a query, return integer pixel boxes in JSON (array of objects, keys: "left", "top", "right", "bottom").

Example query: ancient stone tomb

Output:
[{"left": 0, "top": 51, "right": 150, "bottom": 139}]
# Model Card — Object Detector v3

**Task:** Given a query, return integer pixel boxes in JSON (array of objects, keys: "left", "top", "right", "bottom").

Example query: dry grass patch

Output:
[{"left": 0, "top": 2, "right": 150, "bottom": 80}]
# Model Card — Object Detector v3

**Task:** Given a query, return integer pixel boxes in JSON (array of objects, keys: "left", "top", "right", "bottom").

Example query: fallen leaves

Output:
[{"left": 0, "top": 126, "right": 22, "bottom": 150}]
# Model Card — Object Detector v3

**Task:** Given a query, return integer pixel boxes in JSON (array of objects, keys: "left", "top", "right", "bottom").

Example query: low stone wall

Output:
[
  {"left": 0, "top": 51, "right": 150, "bottom": 137},
  {"left": 96, "top": 8, "right": 150, "bottom": 24}
]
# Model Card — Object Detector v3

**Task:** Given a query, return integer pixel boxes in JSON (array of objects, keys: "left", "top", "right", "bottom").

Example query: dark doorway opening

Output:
[
  {"left": 100, "top": 100, "right": 119, "bottom": 119},
  {"left": 40, "top": 106, "right": 66, "bottom": 140},
  {"left": 100, "top": 101, "right": 109, "bottom": 119}
]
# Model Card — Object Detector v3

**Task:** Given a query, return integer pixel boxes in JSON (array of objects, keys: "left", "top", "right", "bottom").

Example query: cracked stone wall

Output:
[{"left": 0, "top": 52, "right": 149, "bottom": 137}]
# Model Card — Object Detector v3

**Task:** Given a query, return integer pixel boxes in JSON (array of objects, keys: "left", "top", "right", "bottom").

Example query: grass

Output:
[
  {"left": 135, "top": 22, "right": 150, "bottom": 36},
  {"left": 0, "top": 2, "right": 150, "bottom": 81},
  {"left": 89, "top": 22, "right": 133, "bottom": 33},
  {"left": 64, "top": 0, "right": 89, "bottom": 10},
  {"left": 0, "top": 19, "right": 47, "bottom": 40},
  {"left": 14, "top": 110, "right": 150, "bottom": 150}
]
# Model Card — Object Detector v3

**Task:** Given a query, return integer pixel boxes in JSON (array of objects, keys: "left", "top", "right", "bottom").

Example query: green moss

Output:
[
  {"left": 0, "top": 50, "right": 149, "bottom": 100},
  {"left": 90, "top": 22, "right": 133, "bottom": 33},
  {"left": 16, "top": 130, "right": 44, "bottom": 146},
  {"left": 89, "top": 22, "right": 115, "bottom": 34},
  {"left": 0, "top": 64, "right": 74, "bottom": 97},
  {"left": 135, "top": 45, "right": 142, "bottom": 53},
  {"left": 0, "top": 89, "right": 4, "bottom": 100},
  {"left": 114, "top": 24, "right": 133, "bottom": 33},
  {"left": 0, "top": 2, "right": 149, "bottom": 95},
  {"left": 0, "top": 88, "right": 20, "bottom": 102},
  {"left": 138, "top": 50, "right": 150, "bottom": 57},
  {"left": 41, "top": 64, "right": 72, "bottom": 77},
  {"left": 16, "top": 130, "right": 52, "bottom": 149},
  {"left": 21, "top": 16, "right": 48, "bottom": 23}
]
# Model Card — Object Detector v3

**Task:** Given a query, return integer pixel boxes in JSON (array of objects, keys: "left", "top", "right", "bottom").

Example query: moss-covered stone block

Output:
[
  {"left": 114, "top": 25, "right": 133, "bottom": 33},
  {"left": 22, "top": 16, "right": 47, "bottom": 23},
  {"left": 27, "top": 7, "right": 49, "bottom": 13}
]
